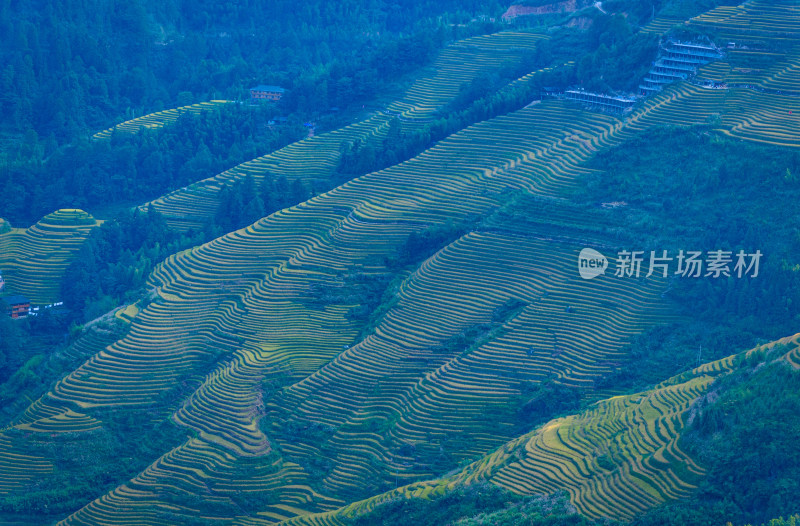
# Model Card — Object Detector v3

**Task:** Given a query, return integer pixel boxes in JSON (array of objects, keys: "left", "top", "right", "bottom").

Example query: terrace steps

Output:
[
  {"left": 92, "top": 101, "right": 230, "bottom": 140},
  {"left": 0, "top": 209, "right": 100, "bottom": 304},
  {"left": 4, "top": 4, "right": 800, "bottom": 522},
  {"left": 287, "top": 337, "right": 800, "bottom": 525}
]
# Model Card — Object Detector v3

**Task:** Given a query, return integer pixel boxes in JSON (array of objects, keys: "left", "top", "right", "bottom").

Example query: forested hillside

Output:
[
  {"left": 0, "top": 0, "right": 503, "bottom": 226},
  {"left": 0, "top": 0, "right": 498, "bottom": 139}
]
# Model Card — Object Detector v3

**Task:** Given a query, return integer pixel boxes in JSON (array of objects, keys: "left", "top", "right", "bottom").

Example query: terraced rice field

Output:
[
  {"left": 385, "top": 31, "right": 547, "bottom": 126},
  {"left": 6, "top": 60, "right": 800, "bottom": 526},
  {"left": 690, "top": 0, "right": 800, "bottom": 40},
  {"left": 0, "top": 324, "right": 127, "bottom": 500},
  {"left": 0, "top": 434, "right": 53, "bottom": 496},
  {"left": 610, "top": 82, "right": 800, "bottom": 148},
  {"left": 696, "top": 45, "right": 800, "bottom": 95},
  {"left": 284, "top": 336, "right": 800, "bottom": 526},
  {"left": 0, "top": 98, "right": 684, "bottom": 524},
  {"left": 146, "top": 31, "right": 548, "bottom": 231},
  {"left": 267, "top": 233, "right": 674, "bottom": 498},
  {"left": 483, "top": 376, "right": 710, "bottom": 519},
  {"left": 147, "top": 13, "right": 800, "bottom": 234},
  {"left": 2, "top": 4, "right": 800, "bottom": 524},
  {"left": 0, "top": 209, "right": 100, "bottom": 304},
  {"left": 638, "top": 15, "right": 685, "bottom": 35},
  {"left": 690, "top": 0, "right": 800, "bottom": 96},
  {"left": 92, "top": 100, "right": 230, "bottom": 139}
]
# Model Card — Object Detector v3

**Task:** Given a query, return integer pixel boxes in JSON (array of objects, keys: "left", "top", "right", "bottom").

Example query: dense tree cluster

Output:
[
  {"left": 1, "top": 104, "right": 304, "bottom": 225},
  {"left": 0, "top": 0, "right": 723, "bottom": 229},
  {"left": 214, "top": 174, "right": 313, "bottom": 233},
  {"left": 0, "top": 0, "right": 502, "bottom": 142},
  {"left": 0, "top": 316, "right": 24, "bottom": 384},
  {"left": 518, "top": 0, "right": 740, "bottom": 25},
  {"left": 584, "top": 127, "right": 800, "bottom": 336},
  {"left": 0, "top": 0, "right": 509, "bottom": 230},
  {"left": 56, "top": 174, "right": 316, "bottom": 322},
  {"left": 60, "top": 206, "right": 200, "bottom": 321},
  {"left": 350, "top": 487, "right": 594, "bottom": 526},
  {"left": 576, "top": 15, "right": 659, "bottom": 93},
  {"left": 335, "top": 62, "right": 573, "bottom": 182},
  {"left": 631, "top": 358, "right": 800, "bottom": 526}
]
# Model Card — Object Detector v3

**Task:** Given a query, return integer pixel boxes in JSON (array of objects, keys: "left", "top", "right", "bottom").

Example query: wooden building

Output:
[
  {"left": 2, "top": 295, "right": 31, "bottom": 319},
  {"left": 640, "top": 40, "right": 724, "bottom": 94},
  {"left": 565, "top": 90, "right": 636, "bottom": 113},
  {"left": 250, "top": 85, "right": 285, "bottom": 102}
]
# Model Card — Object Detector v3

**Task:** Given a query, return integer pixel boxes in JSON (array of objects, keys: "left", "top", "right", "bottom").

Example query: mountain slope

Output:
[
  {"left": 146, "top": 32, "right": 548, "bottom": 231},
  {"left": 283, "top": 334, "right": 800, "bottom": 525},
  {"left": 2, "top": 1, "right": 800, "bottom": 525}
]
